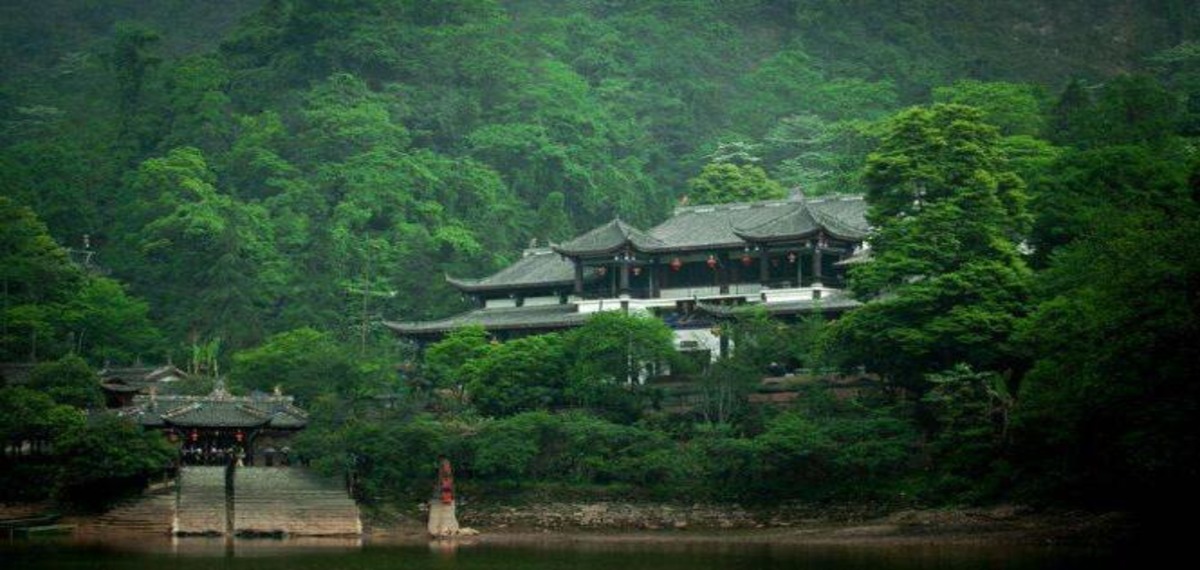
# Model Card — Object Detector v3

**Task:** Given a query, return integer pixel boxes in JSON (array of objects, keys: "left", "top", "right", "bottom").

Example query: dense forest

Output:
[{"left": 1, "top": 1, "right": 1198, "bottom": 513}]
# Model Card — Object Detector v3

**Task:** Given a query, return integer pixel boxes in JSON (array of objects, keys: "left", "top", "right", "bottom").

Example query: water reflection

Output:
[{"left": 0, "top": 534, "right": 1124, "bottom": 570}]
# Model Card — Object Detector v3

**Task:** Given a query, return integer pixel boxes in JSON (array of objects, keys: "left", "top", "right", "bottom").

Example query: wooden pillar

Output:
[
  {"left": 573, "top": 259, "right": 584, "bottom": 295},
  {"left": 619, "top": 260, "right": 630, "bottom": 294},
  {"left": 759, "top": 248, "right": 770, "bottom": 283},
  {"left": 648, "top": 262, "right": 658, "bottom": 298},
  {"left": 812, "top": 244, "right": 824, "bottom": 284},
  {"left": 795, "top": 251, "right": 803, "bottom": 287},
  {"left": 719, "top": 252, "right": 730, "bottom": 295}
]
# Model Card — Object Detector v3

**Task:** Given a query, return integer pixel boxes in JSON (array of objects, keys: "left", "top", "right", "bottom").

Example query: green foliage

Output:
[
  {"left": 922, "top": 365, "right": 1014, "bottom": 500},
  {"left": 465, "top": 333, "right": 569, "bottom": 417},
  {"left": 686, "top": 163, "right": 785, "bottom": 205},
  {"left": 422, "top": 325, "right": 492, "bottom": 402},
  {"left": 0, "top": 386, "right": 84, "bottom": 454},
  {"left": 563, "top": 312, "right": 678, "bottom": 421},
  {"left": 231, "top": 327, "right": 390, "bottom": 405},
  {"left": 1013, "top": 206, "right": 1200, "bottom": 507},
  {"left": 765, "top": 116, "right": 881, "bottom": 196},
  {"left": 2, "top": 0, "right": 1198, "bottom": 512},
  {"left": 28, "top": 354, "right": 102, "bottom": 410},
  {"left": 0, "top": 197, "right": 83, "bottom": 360},
  {"left": 296, "top": 413, "right": 467, "bottom": 502},
  {"left": 835, "top": 104, "right": 1031, "bottom": 390},
  {"left": 52, "top": 414, "right": 175, "bottom": 508},
  {"left": 932, "top": 80, "right": 1047, "bottom": 136}
]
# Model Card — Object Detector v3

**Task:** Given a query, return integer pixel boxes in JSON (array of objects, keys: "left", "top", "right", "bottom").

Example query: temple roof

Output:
[
  {"left": 447, "top": 248, "right": 579, "bottom": 292},
  {"left": 99, "top": 365, "right": 190, "bottom": 395},
  {"left": 697, "top": 291, "right": 862, "bottom": 318},
  {"left": 733, "top": 196, "right": 869, "bottom": 242},
  {"left": 123, "top": 388, "right": 308, "bottom": 430},
  {"left": 384, "top": 303, "right": 590, "bottom": 336},
  {"left": 553, "top": 219, "right": 666, "bottom": 257},
  {"left": 648, "top": 200, "right": 799, "bottom": 251},
  {"left": 555, "top": 195, "right": 868, "bottom": 257}
]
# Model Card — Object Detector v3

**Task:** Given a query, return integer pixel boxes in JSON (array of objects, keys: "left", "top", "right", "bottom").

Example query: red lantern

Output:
[
  {"left": 235, "top": 430, "right": 244, "bottom": 443},
  {"left": 669, "top": 258, "right": 683, "bottom": 271},
  {"left": 787, "top": 251, "right": 797, "bottom": 264},
  {"left": 596, "top": 266, "right": 607, "bottom": 276},
  {"left": 632, "top": 266, "right": 642, "bottom": 276},
  {"left": 190, "top": 429, "right": 199, "bottom": 442},
  {"left": 706, "top": 255, "right": 718, "bottom": 269},
  {"left": 741, "top": 253, "right": 752, "bottom": 266}
]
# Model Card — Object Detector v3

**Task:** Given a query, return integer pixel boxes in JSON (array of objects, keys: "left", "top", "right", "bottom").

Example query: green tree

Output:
[
  {"left": 28, "top": 354, "right": 102, "bottom": 409},
  {"left": 60, "top": 276, "right": 161, "bottom": 364},
  {"left": 832, "top": 104, "right": 1031, "bottom": 390},
  {"left": 686, "top": 162, "right": 785, "bottom": 205},
  {"left": 1014, "top": 206, "right": 1200, "bottom": 508},
  {"left": 932, "top": 80, "right": 1047, "bottom": 136},
  {"left": 465, "top": 333, "right": 568, "bottom": 417},
  {"left": 0, "top": 197, "right": 83, "bottom": 361},
  {"left": 53, "top": 414, "right": 175, "bottom": 508},
  {"left": 231, "top": 327, "right": 386, "bottom": 405},
  {"left": 0, "top": 386, "right": 84, "bottom": 458},
  {"left": 422, "top": 325, "right": 492, "bottom": 402},
  {"left": 922, "top": 364, "right": 1015, "bottom": 500},
  {"left": 122, "top": 147, "right": 283, "bottom": 349}
]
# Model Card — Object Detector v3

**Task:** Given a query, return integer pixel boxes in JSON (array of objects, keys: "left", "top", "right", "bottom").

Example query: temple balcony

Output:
[{"left": 760, "top": 283, "right": 844, "bottom": 303}]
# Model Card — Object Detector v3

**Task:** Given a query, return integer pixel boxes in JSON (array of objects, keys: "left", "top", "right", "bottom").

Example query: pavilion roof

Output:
[
  {"left": 733, "top": 195, "right": 869, "bottom": 242},
  {"left": 383, "top": 303, "right": 590, "bottom": 337},
  {"left": 696, "top": 291, "right": 862, "bottom": 318},
  {"left": 649, "top": 199, "right": 800, "bottom": 251},
  {"left": 447, "top": 248, "right": 580, "bottom": 293},
  {"left": 123, "top": 391, "right": 308, "bottom": 430},
  {"left": 553, "top": 219, "right": 666, "bottom": 257}
]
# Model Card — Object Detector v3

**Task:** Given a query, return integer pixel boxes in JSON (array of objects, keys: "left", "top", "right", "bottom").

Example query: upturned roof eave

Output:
[{"left": 445, "top": 275, "right": 577, "bottom": 293}]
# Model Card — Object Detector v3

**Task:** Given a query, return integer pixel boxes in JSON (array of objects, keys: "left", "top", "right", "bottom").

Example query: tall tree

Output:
[{"left": 831, "top": 104, "right": 1031, "bottom": 389}]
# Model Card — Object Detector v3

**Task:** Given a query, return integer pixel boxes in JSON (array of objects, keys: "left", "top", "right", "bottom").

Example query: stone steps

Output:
[
  {"left": 76, "top": 493, "right": 174, "bottom": 536},
  {"left": 233, "top": 467, "right": 361, "bottom": 536},
  {"left": 174, "top": 467, "right": 229, "bottom": 535},
  {"left": 87, "top": 466, "right": 361, "bottom": 537}
]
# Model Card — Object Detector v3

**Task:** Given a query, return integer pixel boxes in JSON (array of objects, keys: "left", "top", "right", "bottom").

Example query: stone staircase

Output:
[
  {"left": 85, "top": 466, "right": 361, "bottom": 537},
  {"left": 174, "top": 467, "right": 229, "bottom": 535},
  {"left": 233, "top": 468, "right": 361, "bottom": 536},
  {"left": 78, "top": 492, "right": 175, "bottom": 536}
]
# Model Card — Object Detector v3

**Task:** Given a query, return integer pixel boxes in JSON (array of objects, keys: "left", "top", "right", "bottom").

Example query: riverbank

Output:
[
  {"left": 365, "top": 502, "right": 1135, "bottom": 547},
  {"left": 4, "top": 499, "right": 1138, "bottom": 548}
]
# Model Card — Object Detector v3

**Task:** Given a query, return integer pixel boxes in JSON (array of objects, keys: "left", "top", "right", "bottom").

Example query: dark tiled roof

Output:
[
  {"left": 100, "top": 365, "right": 188, "bottom": 383},
  {"left": 554, "top": 219, "right": 666, "bottom": 256},
  {"left": 162, "top": 401, "right": 273, "bottom": 428},
  {"left": 806, "top": 196, "right": 870, "bottom": 240},
  {"left": 124, "top": 392, "right": 308, "bottom": 430},
  {"left": 649, "top": 200, "right": 799, "bottom": 251},
  {"left": 384, "top": 303, "right": 590, "bottom": 336},
  {"left": 101, "top": 382, "right": 145, "bottom": 393},
  {"left": 697, "top": 292, "right": 862, "bottom": 317},
  {"left": 734, "top": 196, "right": 868, "bottom": 242},
  {"left": 447, "top": 248, "right": 578, "bottom": 292}
]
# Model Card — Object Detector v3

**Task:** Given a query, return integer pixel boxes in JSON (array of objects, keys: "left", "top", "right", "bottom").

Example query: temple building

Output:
[
  {"left": 118, "top": 380, "right": 307, "bottom": 467},
  {"left": 386, "top": 194, "right": 869, "bottom": 361},
  {"left": 99, "top": 365, "right": 189, "bottom": 408}
]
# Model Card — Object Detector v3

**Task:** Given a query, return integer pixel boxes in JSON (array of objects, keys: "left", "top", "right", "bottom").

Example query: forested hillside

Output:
[
  {"left": 2, "top": 0, "right": 1195, "bottom": 355},
  {"left": 2, "top": 1, "right": 1198, "bottom": 512}
]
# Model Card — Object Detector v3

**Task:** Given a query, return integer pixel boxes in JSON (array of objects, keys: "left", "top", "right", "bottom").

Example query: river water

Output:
[{"left": 0, "top": 536, "right": 1130, "bottom": 570}]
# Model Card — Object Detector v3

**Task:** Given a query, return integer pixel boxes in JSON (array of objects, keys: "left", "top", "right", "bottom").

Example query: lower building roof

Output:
[
  {"left": 122, "top": 393, "right": 308, "bottom": 430},
  {"left": 697, "top": 292, "right": 862, "bottom": 318},
  {"left": 384, "top": 303, "right": 593, "bottom": 336}
]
